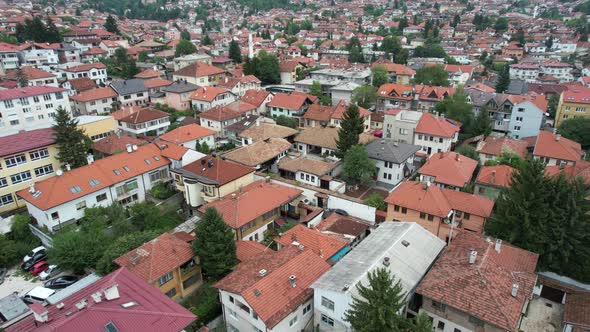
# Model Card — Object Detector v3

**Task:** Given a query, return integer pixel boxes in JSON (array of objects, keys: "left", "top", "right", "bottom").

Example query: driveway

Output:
[{"left": 0, "top": 267, "right": 43, "bottom": 298}]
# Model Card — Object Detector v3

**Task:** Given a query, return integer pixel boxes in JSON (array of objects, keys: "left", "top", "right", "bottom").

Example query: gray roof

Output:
[
  {"left": 311, "top": 222, "right": 445, "bottom": 297},
  {"left": 47, "top": 273, "right": 101, "bottom": 304},
  {"left": 506, "top": 79, "right": 529, "bottom": 95},
  {"left": 162, "top": 81, "right": 200, "bottom": 94},
  {"left": 0, "top": 294, "right": 30, "bottom": 322},
  {"left": 365, "top": 139, "right": 420, "bottom": 163},
  {"left": 110, "top": 79, "right": 147, "bottom": 96}
]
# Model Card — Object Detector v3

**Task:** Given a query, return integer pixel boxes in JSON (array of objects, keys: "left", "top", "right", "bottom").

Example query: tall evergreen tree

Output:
[
  {"left": 344, "top": 268, "right": 411, "bottom": 331},
  {"left": 104, "top": 15, "right": 120, "bottom": 35},
  {"left": 336, "top": 104, "right": 364, "bottom": 158},
  {"left": 201, "top": 34, "right": 214, "bottom": 46},
  {"left": 16, "top": 68, "right": 28, "bottom": 87},
  {"left": 52, "top": 107, "right": 90, "bottom": 169},
  {"left": 180, "top": 29, "right": 191, "bottom": 41},
  {"left": 495, "top": 65, "right": 511, "bottom": 93},
  {"left": 192, "top": 207, "right": 238, "bottom": 280},
  {"left": 228, "top": 40, "right": 242, "bottom": 63},
  {"left": 371, "top": 65, "right": 388, "bottom": 87},
  {"left": 44, "top": 16, "right": 62, "bottom": 43}
]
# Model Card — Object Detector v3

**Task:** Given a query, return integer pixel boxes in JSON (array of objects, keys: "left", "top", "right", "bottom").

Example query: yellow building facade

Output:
[
  {"left": 76, "top": 115, "right": 117, "bottom": 141},
  {"left": 555, "top": 88, "right": 590, "bottom": 127}
]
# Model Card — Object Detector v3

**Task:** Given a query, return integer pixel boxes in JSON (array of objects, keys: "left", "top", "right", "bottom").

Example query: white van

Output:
[{"left": 22, "top": 286, "right": 55, "bottom": 304}]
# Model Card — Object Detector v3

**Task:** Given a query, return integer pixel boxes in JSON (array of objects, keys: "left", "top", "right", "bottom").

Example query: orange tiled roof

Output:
[
  {"left": 70, "top": 87, "right": 117, "bottom": 102},
  {"left": 545, "top": 160, "right": 590, "bottom": 183},
  {"left": 236, "top": 240, "right": 269, "bottom": 262},
  {"left": 240, "top": 89, "right": 271, "bottom": 107},
  {"left": 275, "top": 224, "right": 347, "bottom": 260},
  {"left": 143, "top": 78, "right": 173, "bottom": 89},
  {"left": 5, "top": 66, "right": 55, "bottom": 80},
  {"left": 476, "top": 136, "right": 528, "bottom": 158},
  {"left": 267, "top": 93, "right": 309, "bottom": 110},
  {"left": 177, "top": 155, "right": 254, "bottom": 186},
  {"left": 190, "top": 86, "right": 231, "bottom": 102},
  {"left": 418, "top": 152, "right": 478, "bottom": 188},
  {"left": 65, "top": 62, "right": 107, "bottom": 72},
  {"left": 173, "top": 61, "right": 226, "bottom": 78},
  {"left": 475, "top": 165, "right": 515, "bottom": 189},
  {"left": 533, "top": 131, "right": 584, "bottom": 162},
  {"left": 118, "top": 108, "right": 169, "bottom": 124},
  {"left": 415, "top": 112, "right": 460, "bottom": 137},
  {"left": 159, "top": 123, "right": 215, "bottom": 144}
]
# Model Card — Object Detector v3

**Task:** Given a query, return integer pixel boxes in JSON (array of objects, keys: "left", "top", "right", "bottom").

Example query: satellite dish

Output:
[
  {"left": 132, "top": 145, "right": 138, "bottom": 151},
  {"left": 56, "top": 169, "right": 64, "bottom": 176}
]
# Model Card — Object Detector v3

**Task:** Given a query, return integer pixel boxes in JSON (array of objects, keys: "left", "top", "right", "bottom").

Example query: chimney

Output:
[
  {"left": 104, "top": 284, "right": 120, "bottom": 300},
  {"left": 511, "top": 283, "right": 519, "bottom": 297},
  {"left": 29, "top": 183, "right": 36, "bottom": 193},
  {"left": 495, "top": 239, "right": 502, "bottom": 253},
  {"left": 75, "top": 299, "right": 87, "bottom": 310},
  {"left": 65, "top": 164, "right": 71, "bottom": 171},
  {"left": 289, "top": 275, "right": 297, "bottom": 288},
  {"left": 383, "top": 256, "right": 390, "bottom": 267},
  {"left": 555, "top": 134, "right": 561, "bottom": 141},
  {"left": 87, "top": 154, "right": 94, "bottom": 165},
  {"left": 91, "top": 292, "right": 102, "bottom": 303},
  {"left": 490, "top": 170, "right": 496, "bottom": 184},
  {"left": 231, "top": 193, "right": 237, "bottom": 199},
  {"left": 455, "top": 153, "right": 460, "bottom": 161},
  {"left": 259, "top": 269, "right": 267, "bottom": 277},
  {"left": 31, "top": 304, "right": 49, "bottom": 324},
  {"left": 468, "top": 249, "right": 477, "bottom": 264},
  {"left": 126, "top": 144, "right": 132, "bottom": 153}
]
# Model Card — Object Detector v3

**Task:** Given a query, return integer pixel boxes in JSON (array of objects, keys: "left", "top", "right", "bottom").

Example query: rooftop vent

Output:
[
  {"left": 495, "top": 239, "right": 502, "bottom": 253},
  {"left": 259, "top": 269, "right": 267, "bottom": 277},
  {"left": 555, "top": 134, "right": 561, "bottom": 141},
  {"left": 75, "top": 299, "right": 87, "bottom": 310},
  {"left": 401, "top": 240, "right": 410, "bottom": 247},
  {"left": 91, "top": 292, "right": 102, "bottom": 303},
  {"left": 469, "top": 249, "right": 478, "bottom": 264},
  {"left": 121, "top": 301, "right": 138, "bottom": 308},
  {"left": 104, "top": 284, "right": 120, "bottom": 301},
  {"left": 511, "top": 283, "right": 519, "bottom": 297},
  {"left": 253, "top": 289, "right": 261, "bottom": 297},
  {"left": 383, "top": 256, "right": 391, "bottom": 266},
  {"left": 289, "top": 275, "right": 297, "bottom": 288}
]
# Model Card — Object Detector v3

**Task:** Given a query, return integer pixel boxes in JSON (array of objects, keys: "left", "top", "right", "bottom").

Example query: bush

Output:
[
  {"left": 364, "top": 193, "right": 387, "bottom": 211},
  {"left": 182, "top": 282, "right": 222, "bottom": 328},
  {"left": 150, "top": 182, "right": 176, "bottom": 200}
]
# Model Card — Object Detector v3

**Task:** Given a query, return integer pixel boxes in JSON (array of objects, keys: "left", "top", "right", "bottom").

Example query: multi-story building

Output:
[
  {"left": 76, "top": 115, "right": 117, "bottom": 142},
  {"left": 64, "top": 63, "right": 108, "bottom": 85},
  {"left": 216, "top": 75, "right": 261, "bottom": 97},
  {"left": 377, "top": 84, "right": 455, "bottom": 112},
  {"left": 172, "top": 61, "right": 226, "bottom": 86},
  {"left": 70, "top": 87, "right": 118, "bottom": 115},
  {"left": 303, "top": 101, "right": 372, "bottom": 131},
  {"left": 159, "top": 123, "right": 216, "bottom": 150},
  {"left": 0, "top": 129, "right": 61, "bottom": 214},
  {"left": 268, "top": 93, "right": 314, "bottom": 123},
  {"left": 0, "top": 86, "right": 71, "bottom": 133},
  {"left": 555, "top": 86, "right": 590, "bottom": 127},
  {"left": 365, "top": 139, "right": 420, "bottom": 187},
  {"left": 413, "top": 113, "right": 460, "bottom": 157},
  {"left": 162, "top": 81, "right": 200, "bottom": 111},
  {"left": 198, "top": 101, "right": 257, "bottom": 136},
  {"left": 0, "top": 42, "right": 20, "bottom": 70},
  {"left": 116, "top": 108, "right": 170, "bottom": 137},
  {"left": 17, "top": 42, "right": 59, "bottom": 68},
  {"left": 382, "top": 109, "right": 421, "bottom": 143},
  {"left": 110, "top": 79, "right": 149, "bottom": 107},
  {"left": 532, "top": 130, "right": 584, "bottom": 166},
  {"left": 510, "top": 61, "right": 573, "bottom": 83},
  {"left": 6, "top": 67, "right": 58, "bottom": 87},
  {"left": 190, "top": 86, "right": 236, "bottom": 112},
  {"left": 418, "top": 152, "right": 478, "bottom": 190}
]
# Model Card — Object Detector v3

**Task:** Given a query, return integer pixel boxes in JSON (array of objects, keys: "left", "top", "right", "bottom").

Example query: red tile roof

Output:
[
  {"left": 0, "top": 128, "right": 55, "bottom": 158},
  {"left": 475, "top": 165, "right": 515, "bottom": 188},
  {"left": 143, "top": 78, "right": 173, "bottom": 88},
  {"left": 64, "top": 62, "right": 107, "bottom": 73},
  {"left": 68, "top": 77, "right": 97, "bottom": 92},
  {"left": 114, "top": 233, "right": 195, "bottom": 283},
  {"left": 173, "top": 61, "right": 226, "bottom": 78},
  {"left": 415, "top": 113, "right": 460, "bottom": 137},
  {"left": 199, "top": 180, "right": 302, "bottom": 229},
  {"left": 17, "top": 144, "right": 171, "bottom": 211},
  {"left": 417, "top": 232, "right": 538, "bottom": 331},
  {"left": 159, "top": 124, "right": 215, "bottom": 144},
  {"left": 562, "top": 86, "right": 590, "bottom": 105},
  {"left": 5, "top": 66, "right": 55, "bottom": 80},
  {"left": 70, "top": 87, "right": 117, "bottom": 102},
  {"left": 267, "top": 93, "right": 309, "bottom": 110},
  {"left": 118, "top": 108, "right": 169, "bottom": 124},
  {"left": 134, "top": 68, "right": 164, "bottom": 79},
  {"left": 418, "top": 152, "right": 478, "bottom": 188},
  {"left": 6, "top": 267, "right": 196, "bottom": 332},
  {"left": 546, "top": 160, "right": 590, "bottom": 183},
  {"left": 215, "top": 247, "right": 330, "bottom": 328},
  {"left": 236, "top": 240, "right": 269, "bottom": 262},
  {"left": 564, "top": 292, "right": 590, "bottom": 329},
  {"left": 476, "top": 136, "right": 529, "bottom": 158},
  {"left": 240, "top": 89, "right": 271, "bottom": 107},
  {"left": 275, "top": 224, "right": 347, "bottom": 260},
  {"left": 176, "top": 155, "right": 254, "bottom": 186},
  {"left": 198, "top": 101, "right": 255, "bottom": 121},
  {"left": 533, "top": 131, "right": 584, "bottom": 162},
  {"left": 92, "top": 134, "right": 147, "bottom": 156},
  {"left": 0, "top": 86, "right": 66, "bottom": 101},
  {"left": 190, "top": 86, "right": 231, "bottom": 102}
]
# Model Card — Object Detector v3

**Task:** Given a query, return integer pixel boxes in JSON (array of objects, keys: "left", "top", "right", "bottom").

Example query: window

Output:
[
  {"left": 468, "top": 316, "right": 484, "bottom": 327},
  {"left": 228, "top": 308, "right": 237, "bottom": 319},
  {"left": 399, "top": 128, "right": 408, "bottom": 135},
  {"left": 401, "top": 207, "right": 407, "bottom": 214},
  {"left": 321, "top": 296, "right": 335, "bottom": 311},
  {"left": 432, "top": 300, "right": 446, "bottom": 312},
  {"left": 394, "top": 205, "right": 400, "bottom": 212},
  {"left": 69, "top": 186, "right": 82, "bottom": 194},
  {"left": 455, "top": 211, "right": 462, "bottom": 218},
  {"left": 5, "top": 154, "right": 26, "bottom": 168},
  {"left": 158, "top": 272, "right": 173, "bottom": 285},
  {"left": 236, "top": 300, "right": 250, "bottom": 314},
  {"left": 43, "top": 94, "right": 51, "bottom": 101},
  {"left": 51, "top": 212, "right": 59, "bottom": 220},
  {"left": 289, "top": 315, "right": 298, "bottom": 327},
  {"left": 19, "top": 97, "right": 29, "bottom": 105},
  {"left": 45, "top": 103, "right": 53, "bottom": 109},
  {"left": 0, "top": 177, "right": 6, "bottom": 188},
  {"left": 437, "top": 321, "right": 445, "bottom": 330},
  {"left": 428, "top": 214, "right": 434, "bottom": 221},
  {"left": 33, "top": 96, "right": 40, "bottom": 103},
  {"left": 514, "top": 126, "right": 521, "bottom": 130},
  {"left": 76, "top": 201, "right": 87, "bottom": 210},
  {"left": 3, "top": 100, "right": 13, "bottom": 108},
  {"left": 464, "top": 213, "right": 470, "bottom": 220},
  {"left": 96, "top": 193, "right": 107, "bottom": 202},
  {"left": 10, "top": 171, "right": 32, "bottom": 184},
  {"left": 418, "top": 134, "right": 423, "bottom": 140},
  {"left": 165, "top": 288, "right": 177, "bottom": 297},
  {"left": 515, "top": 116, "right": 523, "bottom": 122},
  {"left": 34, "top": 164, "right": 54, "bottom": 177},
  {"left": 89, "top": 179, "right": 100, "bottom": 187},
  {"left": 229, "top": 295, "right": 234, "bottom": 303},
  {"left": 0, "top": 194, "right": 14, "bottom": 207},
  {"left": 419, "top": 212, "right": 426, "bottom": 219},
  {"left": 149, "top": 169, "right": 168, "bottom": 183},
  {"left": 439, "top": 138, "right": 443, "bottom": 143},
  {"left": 321, "top": 314, "right": 334, "bottom": 327},
  {"left": 303, "top": 302, "right": 312, "bottom": 315}
]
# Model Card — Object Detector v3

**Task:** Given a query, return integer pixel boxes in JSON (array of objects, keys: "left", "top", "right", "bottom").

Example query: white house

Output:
[
  {"left": 552, "top": 40, "right": 577, "bottom": 54},
  {"left": 110, "top": 79, "right": 150, "bottom": 107},
  {"left": 0, "top": 42, "right": 20, "bottom": 70},
  {"left": 69, "top": 87, "right": 118, "bottom": 116},
  {"left": 365, "top": 139, "right": 420, "bottom": 187},
  {"left": 64, "top": 63, "right": 108, "bottom": 85},
  {"left": 117, "top": 108, "right": 170, "bottom": 137},
  {"left": 18, "top": 43, "right": 59, "bottom": 68},
  {"left": 190, "top": 86, "right": 236, "bottom": 112},
  {"left": 413, "top": 113, "right": 460, "bottom": 157},
  {"left": 0, "top": 86, "right": 71, "bottom": 134},
  {"left": 159, "top": 123, "right": 216, "bottom": 150},
  {"left": 311, "top": 222, "right": 445, "bottom": 331},
  {"left": 509, "top": 96, "right": 547, "bottom": 139}
]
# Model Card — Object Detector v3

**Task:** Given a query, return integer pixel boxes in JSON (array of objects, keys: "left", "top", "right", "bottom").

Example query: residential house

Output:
[
  {"left": 0, "top": 129, "right": 61, "bottom": 214},
  {"left": 443, "top": 64, "right": 473, "bottom": 86},
  {"left": 376, "top": 84, "right": 455, "bottom": 112},
  {"left": 110, "top": 79, "right": 149, "bottom": 107},
  {"left": 371, "top": 60, "right": 416, "bottom": 85},
  {"left": 275, "top": 224, "right": 349, "bottom": 263},
  {"left": 533, "top": 131, "right": 584, "bottom": 166},
  {"left": 117, "top": 107, "right": 170, "bottom": 137},
  {"left": 172, "top": 61, "right": 226, "bottom": 86},
  {"left": 215, "top": 246, "right": 330, "bottom": 332},
  {"left": 236, "top": 120, "right": 297, "bottom": 145},
  {"left": 114, "top": 232, "right": 202, "bottom": 300},
  {"left": 199, "top": 180, "right": 302, "bottom": 242},
  {"left": 92, "top": 134, "right": 147, "bottom": 158},
  {"left": 134, "top": 68, "right": 166, "bottom": 80},
  {"left": 311, "top": 213, "right": 371, "bottom": 246},
  {"left": 417, "top": 232, "right": 538, "bottom": 332},
  {"left": 329, "top": 82, "right": 361, "bottom": 106},
  {"left": 365, "top": 139, "right": 420, "bottom": 187},
  {"left": 77, "top": 115, "right": 117, "bottom": 142},
  {"left": 235, "top": 240, "right": 268, "bottom": 262},
  {"left": 99, "top": 39, "right": 121, "bottom": 56},
  {"left": 277, "top": 157, "right": 340, "bottom": 188},
  {"left": 198, "top": 101, "right": 257, "bottom": 136},
  {"left": 64, "top": 63, "right": 108, "bottom": 85},
  {"left": 144, "top": 78, "right": 174, "bottom": 104},
  {"left": 303, "top": 101, "right": 371, "bottom": 131},
  {"left": 294, "top": 127, "right": 375, "bottom": 160},
  {"left": 0, "top": 42, "right": 20, "bottom": 70},
  {"left": 223, "top": 137, "right": 291, "bottom": 170},
  {"left": 280, "top": 60, "right": 305, "bottom": 84},
  {"left": 475, "top": 136, "right": 529, "bottom": 164},
  {"left": 545, "top": 160, "right": 590, "bottom": 184},
  {"left": 216, "top": 75, "right": 262, "bottom": 96},
  {"left": 414, "top": 113, "right": 460, "bottom": 157},
  {"left": 0, "top": 86, "right": 71, "bottom": 134},
  {"left": 70, "top": 87, "right": 118, "bottom": 115},
  {"left": 418, "top": 152, "right": 478, "bottom": 190},
  {"left": 240, "top": 89, "right": 274, "bottom": 115},
  {"left": 385, "top": 181, "right": 494, "bottom": 240},
  {"left": 311, "top": 222, "right": 445, "bottom": 331},
  {"left": 56, "top": 43, "right": 81, "bottom": 64},
  {"left": 555, "top": 86, "right": 590, "bottom": 127},
  {"left": 474, "top": 165, "right": 516, "bottom": 200},
  {"left": 6, "top": 267, "right": 196, "bottom": 332},
  {"left": 190, "top": 86, "right": 236, "bottom": 112},
  {"left": 17, "top": 42, "right": 59, "bottom": 67},
  {"left": 62, "top": 77, "right": 96, "bottom": 96},
  {"left": 16, "top": 143, "right": 180, "bottom": 232},
  {"left": 268, "top": 93, "right": 314, "bottom": 124},
  {"left": 5, "top": 67, "right": 58, "bottom": 87},
  {"left": 173, "top": 54, "right": 213, "bottom": 71},
  {"left": 382, "top": 109, "right": 422, "bottom": 143},
  {"left": 162, "top": 81, "right": 200, "bottom": 111}
]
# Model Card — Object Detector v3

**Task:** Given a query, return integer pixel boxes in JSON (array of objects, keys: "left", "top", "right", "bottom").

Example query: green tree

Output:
[
  {"left": 371, "top": 65, "right": 388, "bottom": 87},
  {"left": 195, "top": 141, "right": 211, "bottom": 154},
  {"left": 413, "top": 65, "right": 450, "bottom": 86},
  {"left": 547, "top": 94, "right": 559, "bottom": 118},
  {"left": 228, "top": 40, "right": 242, "bottom": 63},
  {"left": 344, "top": 268, "right": 410, "bottom": 331},
  {"left": 471, "top": 108, "right": 492, "bottom": 137},
  {"left": 48, "top": 224, "right": 110, "bottom": 274},
  {"left": 380, "top": 36, "right": 402, "bottom": 55},
  {"left": 138, "top": 51, "right": 149, "bottom": 62},
  {"left": 495, "top": 65, "right": 511, "bottom": 93},
  {"left": 342, "top": 145, "right": 375, "bottom": 185},
  {"left": 128, "top": 202, "right": 180, "bottom": 233},
  {"left": 16, "top": 67, "right": 28, "bottom": 87},
  {"left": 0, "top": 235, "right": 19, "bottom": 267},
  {"left": 351, "top": 85, "right": 377, "bottom": 109},
  {"left": 414, "top": 312, "right": 434, "bottom": 332},
  {"left": 180, "top": 29, "right": 191, "bottom": 41},
  {"left": 455, "top": 145, "right": 478, "bottom": 160},
  {"left": 201, "top": 34, "right": 214, "bottom": 46},
  {"left": 558, "top": 117, "right": 590, "bottom": 149},
  {"left": 364, "top": 193, "right": 386, "bottom": 211},
  {"left": 494, "top": 17, "right": 508, "bottom": 33},
  {"left": 192, "top": 208, "right": 237, "bottom": 280},
  {"left": 104, "top": 15, "right": 120, "bottom": 35},
  {"left": 96, "top": 231, "right": 158, "bottom": 275},
  {"left": 336, "top": 104, "right": 365, "bottom": 157},
  {"left": 484, "top": 152, "right": 526, "bottom": 169},
  {"left": 244, "top": 50, "right": 280, "bottom": 85},
  {"left": 175, "top": 39, "right": 197, "bottom": 57},
  {"left": 10, "top": 215, "right": 39, "bottom": 246},
  {"left": 435, "top": 87, "right": 475, "bottom": 139},
  {"left": 349, "top": 46, "right": 364, "bottom": 63},
  {"left": 44, "top": 16, "right": 62, "bottom": 43},
  {"left": 310, "top": 81, "right": 330, "bottom": 105},
  {"left": 275, "top": 115, "right": 298, "bottom": 128},
  {"left": 52, "top": 107, "right": 91, "bottom": 169}
]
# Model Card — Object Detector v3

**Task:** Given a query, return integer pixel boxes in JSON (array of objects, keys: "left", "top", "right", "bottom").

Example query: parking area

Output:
[{"left": 0, "top": 267, "right": 43, "bottom": 298}]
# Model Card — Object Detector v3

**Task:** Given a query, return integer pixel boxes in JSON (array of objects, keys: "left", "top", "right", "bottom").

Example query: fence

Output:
[{"left": 28, "top": 223, "right": 53, "bottom": 247}]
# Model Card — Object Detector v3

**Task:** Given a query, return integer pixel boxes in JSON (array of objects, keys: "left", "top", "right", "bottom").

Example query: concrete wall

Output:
[
  {"left": 420, "top": 296, "right": 507, "bottom": 332},
  {"left": 509, "top": 101, "right": 544, "bottom": 139}
]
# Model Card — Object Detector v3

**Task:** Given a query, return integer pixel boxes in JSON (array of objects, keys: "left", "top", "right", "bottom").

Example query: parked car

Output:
[
  {"left": 23, "top": 246, "right": 45, "bottom": 263},
  {"left": 38, "top": 265, "right": 60, "bottom": 281},
  {"left": 44, "top": 275, "right": 79, "bottom": 289},
  {"left": 22, "top": 286, "right": 55, "bottom": 304},
  {"left": 322, "top": 208, "right": 349, "bottom": 219},
  {"left": 30, "top": 261, "right": 49, "bottom": 276},
  {"left": 21, "top": 251, "right": 47, "bottom": 271},
  {"left": 0, "top": 267, "right": 7, "bottom": 285}
]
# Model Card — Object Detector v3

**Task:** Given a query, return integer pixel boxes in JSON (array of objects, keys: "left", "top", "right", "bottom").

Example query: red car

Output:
[{"left": 30, "top": 261, "right": 49, "bottom": 276}]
